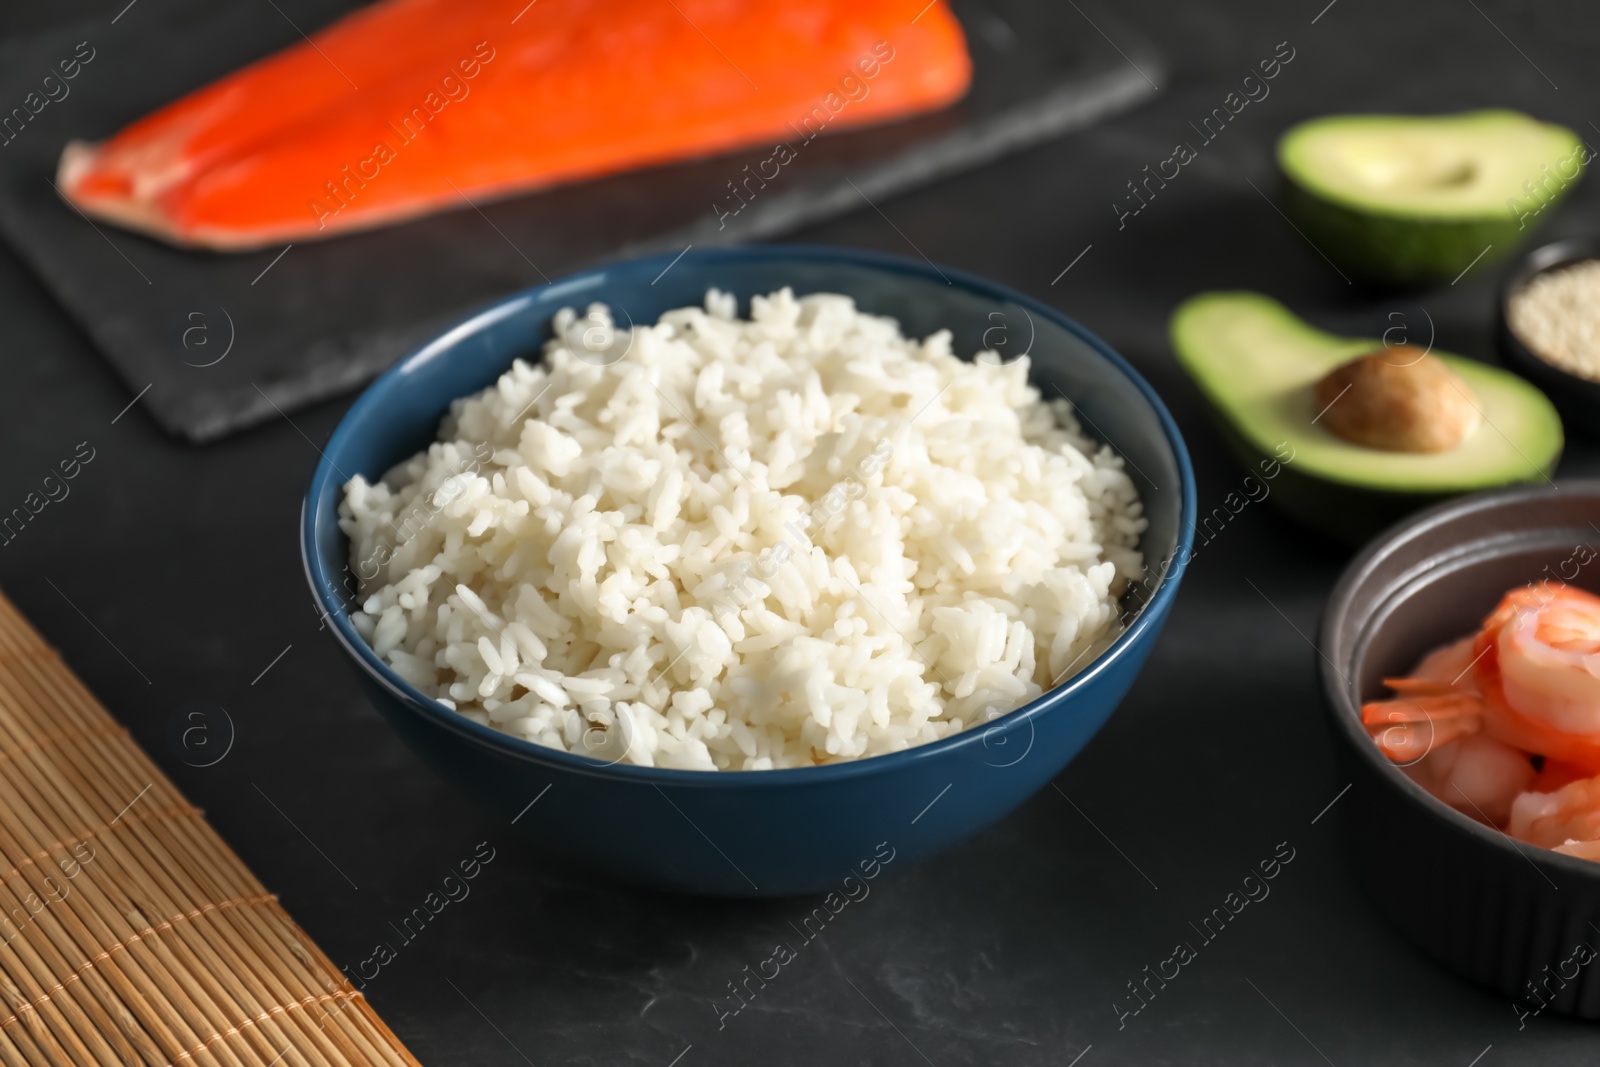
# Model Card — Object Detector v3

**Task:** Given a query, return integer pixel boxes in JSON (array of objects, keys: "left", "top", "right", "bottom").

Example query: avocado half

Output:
[
  {"left": 1279, "top": 111, "right": 1586, "bottom": 287},
  {"left": 1171, "top": 292, "right": 1563, "bottom": 544}
]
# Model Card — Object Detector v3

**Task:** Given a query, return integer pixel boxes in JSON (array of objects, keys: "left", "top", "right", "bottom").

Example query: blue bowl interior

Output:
[{"left": 304, "top": 244, "right": 1193, "bottom": 781}]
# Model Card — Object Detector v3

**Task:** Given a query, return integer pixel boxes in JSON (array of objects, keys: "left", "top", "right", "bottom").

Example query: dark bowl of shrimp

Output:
[{"left": 1322, "top": 481, "right": 1600, "bottom": 1019}]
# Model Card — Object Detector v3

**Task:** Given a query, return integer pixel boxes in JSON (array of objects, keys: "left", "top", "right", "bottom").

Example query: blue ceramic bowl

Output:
[{"left": 302, "top": 244, "right": 1196, "bottom": 897}]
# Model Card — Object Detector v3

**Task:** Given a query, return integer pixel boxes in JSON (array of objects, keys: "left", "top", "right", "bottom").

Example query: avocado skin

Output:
[
  {"left": 1281, "top": 178, "right": 1559, "bottom": 288},
  {"left": 1208, "top": 415, "right": 1559, "bottom": 546}
]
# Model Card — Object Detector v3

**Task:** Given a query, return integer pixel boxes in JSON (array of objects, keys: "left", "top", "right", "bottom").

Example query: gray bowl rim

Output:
[
  {"left": 1320, "top": 479, "right": 1600, "bottom": 880},
  {"left": 302, "top": 242, "right": 1197, "bottom": 786}
]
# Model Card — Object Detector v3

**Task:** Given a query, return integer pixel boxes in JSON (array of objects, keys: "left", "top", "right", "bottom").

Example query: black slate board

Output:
[{"left": 0, "top": 0, "right": 1159, "bottom": 442}]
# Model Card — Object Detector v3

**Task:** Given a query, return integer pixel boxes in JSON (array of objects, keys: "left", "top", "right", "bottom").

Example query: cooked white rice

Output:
[{"left": 340, "top": 288, "right": 1145, "bottom": 771}]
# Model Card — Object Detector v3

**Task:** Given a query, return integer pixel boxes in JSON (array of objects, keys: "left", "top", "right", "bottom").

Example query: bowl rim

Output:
[
  {"left": 301, "top": 242, "right": 1197, "bottom": 786},
  {"left": 1319, "top": 479, "right": 1600, "bottom": 878}
]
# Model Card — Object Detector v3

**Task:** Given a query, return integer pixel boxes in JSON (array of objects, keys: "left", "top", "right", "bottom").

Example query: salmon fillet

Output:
[{"left": 57, "top": 0, "right": 971, "bottom": 250}]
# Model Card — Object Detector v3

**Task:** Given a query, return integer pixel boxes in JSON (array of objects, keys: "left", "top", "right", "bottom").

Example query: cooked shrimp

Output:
[
  {"left": 1472, "top": 583, "right": 1600, "bottom": 771},
  {"left": 1362, "top": 639, "right": 1534, "bottom": 823},
  {"left": 1361, "top": 636, "right": 1485, "bottom": 763},
  {"left": 1365, "top": 582, "right": 1600, "bottom": 856},
  {"left": 1364, "top": 694, "right": 1482, "bottom": 763},
  {"left": 1509, "top": 774, "right": 1600, "bottom": 856},
  {"left": 1413, "top": 635, "right": 1482, "bottom": 687},
  {"left": 1403, "top": 733, "right": 1536, "bottom": 827}
]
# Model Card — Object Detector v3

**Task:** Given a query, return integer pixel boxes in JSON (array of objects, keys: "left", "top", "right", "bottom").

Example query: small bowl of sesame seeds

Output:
[{"left": 1501, "top": 236, "right": 1600, "bottom": 436}]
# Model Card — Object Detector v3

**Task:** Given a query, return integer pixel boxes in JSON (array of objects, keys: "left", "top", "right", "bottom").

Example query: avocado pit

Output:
[{"left": 1314, "top": 346, "right": 1481, "bottom": 453}]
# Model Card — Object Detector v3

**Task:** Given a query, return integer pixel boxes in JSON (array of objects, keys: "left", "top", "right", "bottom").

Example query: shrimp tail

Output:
[{"left": 1361, "top": 691, "right": 1485, "bottom": 726}]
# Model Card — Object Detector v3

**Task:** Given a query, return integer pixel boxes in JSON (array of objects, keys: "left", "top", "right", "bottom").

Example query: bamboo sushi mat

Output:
[{"left": 0, "top": 590, "right": 421, "bottom": 1067}]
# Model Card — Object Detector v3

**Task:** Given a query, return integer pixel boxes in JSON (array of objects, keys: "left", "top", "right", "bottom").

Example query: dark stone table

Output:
[{"left": 4, "top": 0, "right": 1598, "bottom": 1063}]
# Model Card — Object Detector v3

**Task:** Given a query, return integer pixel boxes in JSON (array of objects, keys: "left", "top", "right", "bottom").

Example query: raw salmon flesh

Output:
[{"left": 57, "top": 0, "right": 971, "bottom": 250}]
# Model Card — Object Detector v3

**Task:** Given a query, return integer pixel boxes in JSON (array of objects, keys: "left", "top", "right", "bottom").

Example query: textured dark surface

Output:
[
  {"left": 0, "top": 0, "right": 1157, "bottom": 442},
  {"left": 4, "top": 0, "right": 1600, "bottom": 1064}
]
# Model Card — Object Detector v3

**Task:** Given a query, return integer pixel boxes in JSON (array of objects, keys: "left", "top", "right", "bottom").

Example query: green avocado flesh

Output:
[
  {"left": 1278, "top": 111, "right": 1585, "bottom": 285},
  {"left": 1171, "top": 292, "right": 1562, "bottom": 502}
]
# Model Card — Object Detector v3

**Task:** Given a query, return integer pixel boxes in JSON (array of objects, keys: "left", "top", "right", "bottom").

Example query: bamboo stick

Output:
[
  {"left": 0, "top": 591, "right": 425, "bottom": 1067},
  {"left": 0, "top": 630, "right": 393, "bottom": 1067}
]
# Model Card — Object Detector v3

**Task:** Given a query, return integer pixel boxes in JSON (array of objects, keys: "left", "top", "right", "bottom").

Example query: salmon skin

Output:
[{"left": 57, "top": 0, "right": 970, "bottom": 250}]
